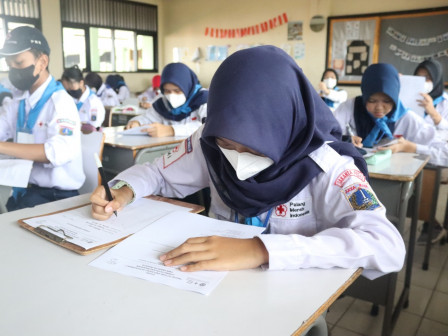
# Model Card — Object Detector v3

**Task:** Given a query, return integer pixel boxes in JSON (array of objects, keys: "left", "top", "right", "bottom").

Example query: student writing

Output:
[
  {"left": 334, "top": 63, "right": 448, "bottom": 167},
  {"left": 0, "top": 26, "right": 84, "bottom": 211},
  {"left": 91, "top": 46, "right": 405, "bottom": 279},
  {"left": 126, "top": 63, "right": 208, "bottom": 137}
]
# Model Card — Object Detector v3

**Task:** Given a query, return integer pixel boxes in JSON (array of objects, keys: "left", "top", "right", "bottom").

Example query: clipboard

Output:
[{"left": 18, "top": 195, "right": 205, "bottom": 256}]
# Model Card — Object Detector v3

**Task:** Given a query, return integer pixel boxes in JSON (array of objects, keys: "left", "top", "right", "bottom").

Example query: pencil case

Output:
[{"left": 365, "top": 149, "right": 392, "bottom": 165}]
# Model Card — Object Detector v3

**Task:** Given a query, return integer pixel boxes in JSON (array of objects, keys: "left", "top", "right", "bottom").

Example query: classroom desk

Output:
[
  {"left": 102, "top": 126, "right": 186, "bottom": 179},
  {"left": 0, "top": 194, "right": 361, "bottom": 336},
  {"left": 345, "top": 152, "right": 429, "bottom": 336}
]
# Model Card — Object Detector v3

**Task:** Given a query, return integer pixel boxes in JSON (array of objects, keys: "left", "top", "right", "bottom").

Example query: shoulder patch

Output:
[
  {"left": 334, "top": 169, "right": 366, "bottom": 187},
  {"left": 343, "top": 183, "right": 381, "bottom": 211},
  {"left": 163, "top": 136, "right": 193, "bottom": 168},
  {"left": 59, "top": 126, "right": 74, "bottom": 136}
]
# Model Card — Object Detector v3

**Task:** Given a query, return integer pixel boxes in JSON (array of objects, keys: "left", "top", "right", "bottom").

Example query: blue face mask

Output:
[{"left": 9, "top": 64, "right": 39, "bottom": 91}]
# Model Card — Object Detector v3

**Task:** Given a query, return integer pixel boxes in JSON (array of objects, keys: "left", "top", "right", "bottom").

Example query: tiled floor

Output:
[{"left": 327, "top": 184, "right": 448, "bottom": 336}]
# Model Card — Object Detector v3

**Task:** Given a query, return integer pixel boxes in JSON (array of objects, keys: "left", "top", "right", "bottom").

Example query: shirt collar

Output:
[
  {"left": 77, "top": 86, "right": 90, "bottom": 103},
  {"left": 28, "top": 75, "right": 53, "bottom": 109}
]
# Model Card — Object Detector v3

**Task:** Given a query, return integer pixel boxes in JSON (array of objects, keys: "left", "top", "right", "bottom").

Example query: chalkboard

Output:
[
  {"left": 326, "top": 7, "right": 448, "bottom": 85},
  {"left": 379, "top": 11, "right": 448, "bottom": 80}
]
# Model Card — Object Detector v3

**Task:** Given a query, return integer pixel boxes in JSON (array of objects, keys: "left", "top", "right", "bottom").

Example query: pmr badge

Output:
[{"left": 343, "top": 183, "right": 381, "bottom": 211}]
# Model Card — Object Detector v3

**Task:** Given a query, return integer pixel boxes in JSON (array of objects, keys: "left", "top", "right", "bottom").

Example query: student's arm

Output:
[
  {"left": 333, "top": 98, "right": 356, "bottom": 133},
  {"left": 91, "top": 126, "right": 210, "bottom": 219},
  {"left": 171, "top": 104, "right": 207, "bottom": 137},
  {"left": 89, "top": 97, "right": 106, "bottom": 128},
  {"left": 126, "top": 106, "right": 162, "bottom": 128},
  {"left": 0, "top": 142, "right": 48, "bottom": 162},
  {"left": 323, "top": 88, "right": 348, "bottom": 104},
  {"left": 258, "top": 154, "right": 405, "bottom": 279}
]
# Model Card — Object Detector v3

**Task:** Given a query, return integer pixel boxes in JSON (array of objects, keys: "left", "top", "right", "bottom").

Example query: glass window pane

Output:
[
  {"left": 7, "top": 22, "right": 34, "bottom": 31},
  {"left": 114, "top": 30, "right": 135, "bottom": 72},
  {"left": 0, "top": 19, "right": 6, "bottom": 72},
  {"left": 62, "top": 27, "right": 86, "bottom": 70},
  {"left": 90, "top": 27, "right": 113, "bottom": 72},
  {"left": 137, "top": 35, "right": 154, "bottom": 70}
]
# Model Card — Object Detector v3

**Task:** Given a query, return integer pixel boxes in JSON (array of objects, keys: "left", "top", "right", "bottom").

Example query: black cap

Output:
[{"left": 0, "top": 26, "right": 50, "bottom": 56}]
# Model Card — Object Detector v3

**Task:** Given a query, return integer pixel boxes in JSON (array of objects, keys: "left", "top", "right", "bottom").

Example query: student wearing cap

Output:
[
  {"left": 0, "top": 26, "right": 84, "bottom": 211},
  {"left": 138, "top": 74, "right": 161, "bottom": 109},
  {"left": 61, "top": 66, "right": 105, "bottom": 132},
  {"left": 84, "top": 72, "right": 120, "bottom": 107},
  {"left": 318, "top": 68, "right": 347, "bottom": 112},
  {"left": 91, "top": 46, "right": 404, "bottom": 279},
  {"left": 126, "top": 63, "right": 208, "bottom": 137},
  {"left": 414, "top": 59, "right": 448, "bottom": 130}
]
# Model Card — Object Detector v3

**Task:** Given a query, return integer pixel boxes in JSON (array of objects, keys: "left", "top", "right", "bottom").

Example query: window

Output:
[
  {"left": 0, "top": 0, "right": 41, "bottom": 72},
  {"left": 60, "top": 0, "right": 158, "bottom": 73}
]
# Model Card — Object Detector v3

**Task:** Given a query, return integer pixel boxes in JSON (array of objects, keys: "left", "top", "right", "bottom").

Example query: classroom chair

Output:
[{"left": 79, "top": 131, "right": 105, "bottom": 195}]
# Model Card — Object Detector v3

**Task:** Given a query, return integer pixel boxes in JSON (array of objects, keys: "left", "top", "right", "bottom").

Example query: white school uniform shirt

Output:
[
  {"left": 321, "top": 88, "right": 348, "bottom": 112},
  {"left": 424, "top": 92, "right": 448, "bottom": 130},
  {"left": 334, "top": 98, "right": 448, "bottom": 167},
  {"left": 138, "top": 87, "right": 159, "bottom": 102},
  {"left": 0, "top": 75, "right": 85, "bottom": 190},
  {"left": 75, "top": 86, "right": 106, "bottom": 128},
  {"left": 130, "top": 95, "right": 207, "bottom": 137},
  {"left": 111, "top": 126, "right": 405, "bottom": 280},
  {"left": 117, "top": 85, "right": 130, "bottom": 104},
  {"left": 97, "top": 83, "right": 120, "bottom": 107}
]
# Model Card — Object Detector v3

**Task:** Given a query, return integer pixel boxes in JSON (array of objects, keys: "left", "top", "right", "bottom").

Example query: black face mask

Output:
[
  {"left": 67, "top": 89, "right": 83, "bottom": 99},
  {"left": 9, "top": 64, "right": 39, "bottom": 91}
]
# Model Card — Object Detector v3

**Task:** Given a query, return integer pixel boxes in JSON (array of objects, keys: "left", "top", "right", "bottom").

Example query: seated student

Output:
[
  {"left": 334, "top": 63, "right": 448, "bottom": 167},
  {"left": 106, "top": 74, "right": 130, "bottom": 104},
  {"left": 318, "top": 68, "right": 348, "bottom": 112},
  {"left": 414, "top": 59, "right": 448, "bottom": 130},
  {"left": 61, "top": 66, "right": 105, "bottom": 132},
  {"left": 126, "top": 63, "right": 208, "bottom": 137},
  {"left": 91, "top": 46, "right": 405, "bottom": 279},
  {"left": 84, "top": 72, "right": 120, "bottom": 107},
  {"left": 138, "top": 74, "right": 161, "bottom": 109},
  {"left": 0, "top": 26, "right": 84, "bottom": 211}
]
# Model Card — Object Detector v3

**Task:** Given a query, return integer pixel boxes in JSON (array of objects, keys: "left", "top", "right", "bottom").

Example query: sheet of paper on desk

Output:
[
  {"left": 89, "top": 211, "right": 265, "bottom": 295},
  {"left": 399, "top": 75, "right": 425, "bottom": 117},
  {"left": 0, "top": 157, "right": 33, "bottom": 187},
  {"left": 118, "top": 126, "right": 151, "bottom": 136},
  {"left": 23, "top": 198, "right": 190, "bottom": 249}
]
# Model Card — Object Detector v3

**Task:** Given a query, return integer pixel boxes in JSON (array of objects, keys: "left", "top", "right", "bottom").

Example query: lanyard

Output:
[
  {"left": 234, "top": 208, "right": 274, "bottom": 228},
  {"left": 17, "top": 78, "right": 63, "bottom": 133}
]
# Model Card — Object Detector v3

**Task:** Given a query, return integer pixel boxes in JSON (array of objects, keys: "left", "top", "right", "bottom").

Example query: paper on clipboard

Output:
[
  {"left": 22, "top": 198, "right": 190, "bottom": 250},
  {"left": 399, "top": 75, "right": 425, "bottom": 118},
  {"left": 118, "top": 125, "right": 151, "bottom": 136},
  {"left": 0, "top": 156, "right": 33, "bottom": 187}
]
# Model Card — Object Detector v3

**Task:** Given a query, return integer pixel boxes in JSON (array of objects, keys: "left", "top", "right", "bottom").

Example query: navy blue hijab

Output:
[
  {"left": 414, "top": 59, "right": 445, "bottom": 101},
  {"left": 354, "top": 63, "right": 408, "bottom": 147},
  {"left": 200, "top": 46, "right": 368, "bottom": 217},
  {"left": 152, "top": 63, "right": 208, "bottom": 121}
]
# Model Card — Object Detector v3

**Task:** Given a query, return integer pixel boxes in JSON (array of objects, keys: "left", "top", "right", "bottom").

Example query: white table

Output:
[
  {"left": 0, "top": 194, "right": 360, "bottom": 336},
  {"left": 102, "top": 126, "right": 186, "bottom": 178},
  {"left": 346, "top": 152, "right": 429, "bottom": 336}
]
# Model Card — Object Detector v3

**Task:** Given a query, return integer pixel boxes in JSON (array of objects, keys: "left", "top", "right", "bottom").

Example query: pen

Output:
[
  {"left": 346, "top": 124, "right": 355, "bottom": 137},
  {"left": 94, "top": 153, "right": 117, "bottom": 217}
]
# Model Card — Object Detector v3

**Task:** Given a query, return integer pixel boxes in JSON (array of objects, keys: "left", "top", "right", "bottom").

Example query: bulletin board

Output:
[{"left": 326, "top": 7, "right": 448, "bottom": 85}]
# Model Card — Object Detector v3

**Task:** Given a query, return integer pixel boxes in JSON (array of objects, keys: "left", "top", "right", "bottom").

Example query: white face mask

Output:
[
  {"left": 423, "top": 81, "right": 433, "bottom": 94},
  {"left": 165, "top": 93, "right": 186, "bottom": 108},
  {"left": 218, "top": 146, "right": 274, "bottom": 181},
  {"left": 323, "top": 78, "right": 337, "bottom": 89}
]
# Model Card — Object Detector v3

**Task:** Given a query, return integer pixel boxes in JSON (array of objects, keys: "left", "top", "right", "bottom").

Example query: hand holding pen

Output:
[
  {"left": 94, "top": 153, "right": 117, "bottom": 217},
  {"left": 346, "top": 124, "right": 363, "bottom": 148}
]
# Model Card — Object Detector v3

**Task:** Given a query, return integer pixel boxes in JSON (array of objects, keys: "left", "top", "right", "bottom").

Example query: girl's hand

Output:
[
  {"left": 417, "top": 93, "right": 440, "bottom": 124},
  {"left": 142, "top": 123, "right": 175, "bottom": 137},
  {"left": 351, "top": 135, "right": 363, "bottom": 148},
  {"left": 125, "top": 120, "right": 141, "bottom": 130},
  {"left": 90, "top": 185, "right": 134, "bottom": 220},
  {"left": 377, "top": 137, "right": 416, "bottom": 154},
  {"left": 160, "top": 236, "right": 269, "bottom": 271}
]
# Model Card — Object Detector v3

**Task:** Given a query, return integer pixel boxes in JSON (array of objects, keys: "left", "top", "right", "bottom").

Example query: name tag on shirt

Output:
[{"left": 17, "top": 131, "right": 34, "bottom": 144}]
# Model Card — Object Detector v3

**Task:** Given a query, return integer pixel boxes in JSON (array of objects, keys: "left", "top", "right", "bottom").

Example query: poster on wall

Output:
[{"left": 288, "top": 21, "right": 303, "bottom": 40}]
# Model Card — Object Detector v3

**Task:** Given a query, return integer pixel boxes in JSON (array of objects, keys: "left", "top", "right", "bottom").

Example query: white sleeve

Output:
[
  {"left": 89, "top": 96, "right": 106, "bottom": 128},
  {"left": 435, "top": 99, "right": 448, "bottom": 130},
  {"left": 171, "top": 104, "right": 207, "bottom": 137},
  {"left": 324, "top": 89, "right": 348, "bottom": 104},
  {"left": 130, "top": 107, "right": 164, "bottom": 125},
  {"left": 333, "top": 99, "right": 356, "bottom": 135},
  {"left": 258, "top": 154, "right": 405, "bottom": 279},
  {"left": 44, "top": 91, "right": 82, "bottom": 166},
  {"left": 0, "top": 99, "right": 16, "bottom": 141},
  {"left": 111, "top": 126, "right": 209, "bottom": 199}
]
